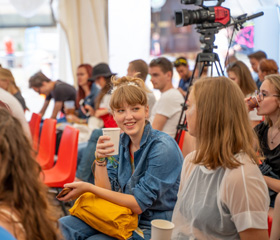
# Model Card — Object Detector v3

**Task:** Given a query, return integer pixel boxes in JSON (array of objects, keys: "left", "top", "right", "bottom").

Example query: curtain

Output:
[{"left": 58, "top": 0, "right": 108, "bottom": 86}]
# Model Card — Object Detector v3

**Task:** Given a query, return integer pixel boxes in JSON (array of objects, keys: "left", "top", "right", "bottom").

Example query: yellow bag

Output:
[{"left": 69, "top": 192, "right": 138, "bottom": 240}]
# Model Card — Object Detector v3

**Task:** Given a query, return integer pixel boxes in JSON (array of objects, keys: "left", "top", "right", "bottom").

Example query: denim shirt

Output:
[
  {"left": 107, "top": 122, "right": 183, "bottom": 229},
  {"left": 178, "top": 77, "right": 191, "bottom": 92}
]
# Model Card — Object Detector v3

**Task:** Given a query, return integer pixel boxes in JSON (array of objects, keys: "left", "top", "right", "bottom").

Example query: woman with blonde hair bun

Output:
[
  {"left": 0, "top": 108, "right": 60, "bottom": 240},
  {"left": 171, "top": 77, "right": 269, "bottom": 239},
  {"left": 59, "top": 75, "right": 183, "bottom": 240}
]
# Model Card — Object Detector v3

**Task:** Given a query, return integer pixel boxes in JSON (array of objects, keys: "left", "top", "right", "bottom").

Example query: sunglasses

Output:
[{"left": 174, "top": 58, "right": 188, "bottom": 67}]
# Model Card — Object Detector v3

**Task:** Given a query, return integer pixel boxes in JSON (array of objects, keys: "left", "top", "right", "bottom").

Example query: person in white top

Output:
[
  {"left": 149, "top": 57, "right": 184, "bottom": 138},
  {"left": 0, "top": 88, "right": 31, "bottom": 140},
  {"left": 171, "top": 77, "right": 269, "bottom": 240}
]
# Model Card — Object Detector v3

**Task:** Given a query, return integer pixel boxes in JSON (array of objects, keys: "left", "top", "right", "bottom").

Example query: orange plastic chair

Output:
[
  {"left": 42, "top": 125, "right": 79, "bottom": 187},
  {"left": 36, "top": 118, "right": 57, "bottom": 170},
  {"left": 29, "top": 113, "right": 41, "bottom": 151}
]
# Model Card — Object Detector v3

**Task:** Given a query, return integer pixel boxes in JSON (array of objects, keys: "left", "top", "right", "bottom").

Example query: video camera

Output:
[{"left": 175, "top": 0, "right": 230, "bottom": 28}]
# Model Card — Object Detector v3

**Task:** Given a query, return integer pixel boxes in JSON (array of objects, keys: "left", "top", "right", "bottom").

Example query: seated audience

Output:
[
  {"left": 172, "top": 77, "right": 269, "bottom": 239},
  {"left": 0, "top": 107, "right": 60, "bottom": 240},
  {"left": 58, "top": 76, "right": 183, "bottom": 240},
  {"left": 248, "top": 50, "right": 267, "bottom": 89},
  {"left": 127, "top": 59, "right": 156, "bottom": 116},
  {"left": 29, "top": 71, "right": 76, "bottom": 119},
  {"left": 253, "top": 74, "right": 280, "bottom": 210},
  {"left": 75, "top": 63, "right": 117, "bottom": 182},
  {"left": 0, "top": 67, "right": 27, "bottom": 111},
  {"left": 66, "top": 64, "right": 99, "bottom": 124},
  {"left": 258, "top": 59, "right": 279, "bottom": 83},
  {"left": 173, "top": 56, "right": 193, "bottom": 97},
  {"left": 0, "top": 89, "right": 31, "bottom": 139},
  {"left": 227, "top": 60, "right": 262, "bottom": 127},
  {"left": 149, "top": 57, "right": 184, "bottom": 138}
]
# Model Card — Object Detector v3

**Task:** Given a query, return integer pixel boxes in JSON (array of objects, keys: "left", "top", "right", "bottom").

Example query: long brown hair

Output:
[
  {"left": 95, "top": 76, "right": 112, "bottom": 109},
  {"left": 227, "top": 60, "right": 257, "bottom": 96},
  {"left": 0, "top": 108, "right": 59, "bottom": 240},
  {"left": 192, "top": 77, "right": 259, "bottom": 169},
  {"left": 76, "top": 64, "right": 93, "bottom": 108}
]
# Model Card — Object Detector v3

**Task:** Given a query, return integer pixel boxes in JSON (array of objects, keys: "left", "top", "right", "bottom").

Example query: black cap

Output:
[{"left": 89, "top": 63, "right": 116, "bottom": 81}]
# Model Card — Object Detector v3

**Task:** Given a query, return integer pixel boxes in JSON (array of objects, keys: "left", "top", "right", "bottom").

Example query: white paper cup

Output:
[
  {"left": 151, "top": 219, "right": 175, "bottom": 240},
  {"left": 102, "top": 128, "right": 120, "bottom": 155},
  {"left": 64, "top": 100, "right": 75, "bottom": 109}
]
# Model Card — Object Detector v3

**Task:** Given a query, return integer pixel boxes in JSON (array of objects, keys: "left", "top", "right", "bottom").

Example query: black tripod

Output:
[{"left": 175, "top": 26, "right": 224, "bottom": 143}]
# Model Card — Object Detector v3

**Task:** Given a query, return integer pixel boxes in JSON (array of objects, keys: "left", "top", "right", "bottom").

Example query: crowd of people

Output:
[{"left": 0, "top": 48, "right": 280, "bottom": 240}]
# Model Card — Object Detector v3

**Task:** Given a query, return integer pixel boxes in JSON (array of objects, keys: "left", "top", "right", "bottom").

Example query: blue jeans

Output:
[
  {"left": 59, "top": 216, "right": 148, "bottom": 240},
  {"left": 76, "top": 129, "right": 103, "bottom": 182},
  {"left": 59, "top": 216, "right": 117, "bottom": 240}
]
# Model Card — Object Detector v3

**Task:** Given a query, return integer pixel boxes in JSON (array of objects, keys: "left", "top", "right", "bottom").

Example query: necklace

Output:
[{"left": 270, "top": 127, "right": 280, "bottom": 144}]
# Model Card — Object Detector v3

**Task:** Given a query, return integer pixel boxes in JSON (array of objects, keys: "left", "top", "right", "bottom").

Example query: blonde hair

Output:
[
  {"left": 110, "top": 76, "right": 149, "bottom": 110},
  {"left": 0, "top": 67, "right": 19, "bottom": 93},
  {"left": 192, "top": 76, "right": 259, "bottom": 169},
  {"left": 263, "top": 74, "right": 280, "bottom": 128}
]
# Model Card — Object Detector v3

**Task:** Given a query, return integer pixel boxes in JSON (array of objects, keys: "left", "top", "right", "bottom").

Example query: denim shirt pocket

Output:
[{"left": 126, "top": 171, "right": 145, "bottom": 194}]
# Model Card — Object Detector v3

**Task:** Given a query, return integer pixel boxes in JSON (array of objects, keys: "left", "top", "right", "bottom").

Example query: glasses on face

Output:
[{"left": 255, "top": 90, "right": 280, "bottom": 101}]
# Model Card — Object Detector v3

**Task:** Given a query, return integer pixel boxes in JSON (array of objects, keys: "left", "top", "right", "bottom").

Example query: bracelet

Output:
[
  {"left": 94, "top": 159, "right": 107, "bottom": 167},
  {"left": 94, "top": 151, "right": 106, "bottom": 163},
  {"left": 92, "top": 159, "right": 107, "bottom": 175}
]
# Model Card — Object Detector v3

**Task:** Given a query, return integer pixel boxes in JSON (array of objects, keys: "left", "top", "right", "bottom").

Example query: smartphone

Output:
[{"left": 56, "top": 187, "right": 72, "bottom": 198}]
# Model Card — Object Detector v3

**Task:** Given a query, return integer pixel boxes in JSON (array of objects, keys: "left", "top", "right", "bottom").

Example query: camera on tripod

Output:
[
  {"left": 174, "top": 0, "right": 264, "bottom": 143},
  {"left": 175, "top": 0, "right": 230, "bottom": 28}
]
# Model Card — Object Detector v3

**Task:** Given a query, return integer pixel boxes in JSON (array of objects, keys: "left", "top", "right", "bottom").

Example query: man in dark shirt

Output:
[
  {"left": 174, "top": 56, "right": 192, "bottom": 97},
  {"left": 29, "top": 71, "right": 76, "bottom": 119}
]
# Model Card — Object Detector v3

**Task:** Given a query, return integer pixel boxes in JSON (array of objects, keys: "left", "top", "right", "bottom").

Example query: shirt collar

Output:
[{"left": 120, "top": 121, "right": 151, "bottom": 149}]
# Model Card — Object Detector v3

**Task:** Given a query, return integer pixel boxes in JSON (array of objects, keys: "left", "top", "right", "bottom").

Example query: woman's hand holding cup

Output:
[{"left": 96, "top": 136, "right": 115, "bottom": 159}]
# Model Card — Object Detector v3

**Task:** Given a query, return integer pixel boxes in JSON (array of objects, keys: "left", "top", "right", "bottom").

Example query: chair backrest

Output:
[
  {"left": 37, "top": 118, "right": 57, "bottom": 170},
  {"left": 29, "top": 113, "right": 41, "bottom": 151},
  {"left": 55, "top": 125, "right": 79, "bottom": 183}
]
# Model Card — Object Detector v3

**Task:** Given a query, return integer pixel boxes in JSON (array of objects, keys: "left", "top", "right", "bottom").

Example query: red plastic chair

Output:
[
  {"left": 42, "top": 125, "right": 79, "bottom": 187},
  {"left": 268, "top": 215, "right": 273, "bottom": 237},
  {"left": 42, "top": 126, "right": 79, "bottom": 215},
  {"left": 29, "top": 113, "right": 41, "bottom": 151},
  {"left": 36, "top": 118, "right": 57, "bottom": 170},
  {"left": 178, "top": 130, "right": 186, "bottom": 151}
]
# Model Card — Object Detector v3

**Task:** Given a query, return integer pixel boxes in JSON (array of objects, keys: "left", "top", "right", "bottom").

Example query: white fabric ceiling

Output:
[{"left": 221, "top": 0, "right": 279, "bottom": 16}]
